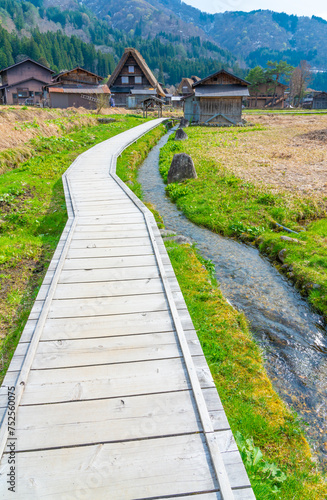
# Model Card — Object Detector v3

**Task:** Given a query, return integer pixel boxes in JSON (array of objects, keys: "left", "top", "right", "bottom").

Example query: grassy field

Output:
[
  {"left": 117, "top": 130, "right": 327, "bottom": 499},
  {"left": 159, "top": 114, "right": 327, "bottom": 319},
  {"left": 0, "top": 113, "right": 152, "bottom": 381}
]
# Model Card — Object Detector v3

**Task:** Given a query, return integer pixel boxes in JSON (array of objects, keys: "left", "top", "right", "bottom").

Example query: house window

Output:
[
  {"left": 128, "top": 66, "right": 134, "bottom": 73},
  {"left": 17, "top": 88, "right": 29, "bottom": 98},
  {"left": 122, "top": 76, "right": 129, "bottom": 84},
  {"left": 135, "top": 76, "right": 142, "bottom": 84}
]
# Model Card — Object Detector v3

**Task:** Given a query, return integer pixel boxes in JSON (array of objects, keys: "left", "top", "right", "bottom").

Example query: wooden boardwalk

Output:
[{"left": 0, "top": 119, "right": 255, "bottom": 499}]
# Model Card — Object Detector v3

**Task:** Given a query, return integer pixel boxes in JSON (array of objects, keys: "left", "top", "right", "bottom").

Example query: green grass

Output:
[
  {"left": 166, "top": 241, "right": 327, "bottom": 499},
  {"left": 0, "top": 114, "right": 150, "bottom": 381},
  {"left": 159, "top": 128, "right": 327, "bottom": 319}
]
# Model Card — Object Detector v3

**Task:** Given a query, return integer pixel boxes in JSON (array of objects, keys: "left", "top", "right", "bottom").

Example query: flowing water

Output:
[{"left": 138, "top": 131, "right": 327, "bottom": 466}]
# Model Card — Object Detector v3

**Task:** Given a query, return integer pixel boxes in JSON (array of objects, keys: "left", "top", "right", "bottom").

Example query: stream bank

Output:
[{"left": 138, "top": 130, "right": 327, "bottom": 467}]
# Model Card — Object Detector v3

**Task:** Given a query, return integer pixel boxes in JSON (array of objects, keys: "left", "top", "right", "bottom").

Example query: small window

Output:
[
  {"left": 135, "top": 76, "right": 142, "bottom": 84},
  {"left": 121, "top": 76, "right": 129, "bottom": 84},
  {"left": 128, "top": 66, "right": 134, "bottom": 73},
  {"left": 17, "top": 89, "right": 29, "bottom": 98}
]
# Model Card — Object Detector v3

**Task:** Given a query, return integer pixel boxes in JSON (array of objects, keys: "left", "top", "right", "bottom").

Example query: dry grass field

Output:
[{"left": 213, "top": 113, "right": 327, "bottom": 199}]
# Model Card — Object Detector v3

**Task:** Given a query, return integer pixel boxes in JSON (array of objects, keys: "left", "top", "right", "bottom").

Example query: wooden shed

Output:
[
  {"left": 48, "top": 85, "right": 110, "bottom": 110},
  {"left": 108, "top": 48, "right": 165, "bottom": 107},
  {"left": 183, "top": 69, "right": 249, "bottom": 126},
  {"left": 312, "top": 91, "right": 327, "bottom": 109},
  {"left": 247, "top": 81, "right": 287, "bottom": 109}
]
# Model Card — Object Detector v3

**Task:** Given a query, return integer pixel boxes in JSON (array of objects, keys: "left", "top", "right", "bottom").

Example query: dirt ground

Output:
[{"left": 211, "top": 113, "right": 327, "bottom": 199}]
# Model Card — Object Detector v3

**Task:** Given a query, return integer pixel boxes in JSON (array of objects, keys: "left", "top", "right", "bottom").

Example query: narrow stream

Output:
[{"left": 138, "top": 130, "right": 327, "bottom": 466}]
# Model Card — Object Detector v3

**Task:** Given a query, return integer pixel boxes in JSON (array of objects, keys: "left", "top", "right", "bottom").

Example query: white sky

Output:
[{"left": 182, "top": 0, "right": 327, "bottom": 20}]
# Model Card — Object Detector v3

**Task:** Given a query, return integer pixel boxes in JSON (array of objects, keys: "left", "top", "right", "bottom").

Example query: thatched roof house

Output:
[
  {"left": 176, "top": 76, "right": 200, "bottom": 95},
  {"left": 108, "top": 48, "right": 165, "bottom": 106},
  {"left": 183, "top": 69, "right": 249, "bottom": 126}
]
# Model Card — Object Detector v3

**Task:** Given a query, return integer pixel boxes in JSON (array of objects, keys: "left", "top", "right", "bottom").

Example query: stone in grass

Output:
[
  {"left": 165, "top": 235, "right": 192, "bottom": 245},
  {"left": 97, "top": 117, "right": 116, "bottom": 124},
  {"left": 167, "top": 153, "right": 197, "bottom": 184},
  {"left": 175, "top": 128, "right": 188, "bottom": 141},
  {"left": 179, "top": 118, "right": 189, "bottom": 128},
  {"left": 278, "top": 248, "right": 287, "bottom": 263},
  {"left": 165, "top": 121, "right": 173, "bottom": 129}
]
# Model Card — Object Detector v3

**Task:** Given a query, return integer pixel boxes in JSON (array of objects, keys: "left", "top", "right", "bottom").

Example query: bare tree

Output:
[{"left": 289, "top": 61, "right": 312, "bottom": 106}]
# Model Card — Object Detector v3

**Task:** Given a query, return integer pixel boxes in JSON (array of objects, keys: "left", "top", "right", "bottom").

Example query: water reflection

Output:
[{"left": 138, "top": 131, "right": 327, "bottom": 466}]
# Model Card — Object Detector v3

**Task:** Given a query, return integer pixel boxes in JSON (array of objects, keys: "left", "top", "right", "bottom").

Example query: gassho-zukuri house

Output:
[
  {"left": 183, "top": 69, "right": 250, "bottom": 126},
  {"left": 108, "top": 47, "right": 165, "bottom": 107}
]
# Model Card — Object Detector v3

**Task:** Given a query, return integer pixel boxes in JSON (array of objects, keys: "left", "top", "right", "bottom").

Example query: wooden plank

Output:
[
  {"left": 53, "top": 278, "right": 164, "bottom": 300},
  {"left": 66, "top": 244, "right": 154, "bottom": 259},
  {"left": 40, "top": 310, "right": 174, "bottom": 340},
  {"left": 72, "top": 229, "right": 149, "bottom": 239},
  {"left": 0, "top": 434, "right": 218, "bottom": 499},
  {"left": 63, "top": 254, "right": 157, "bottom": 270},
  {"left": 21, "top": 358, "right": 190, "bottom": 405},
  {"left": 29, "top": 332, "right": 181, "bottom": 369},
  {"left": 69, "top": 237, "right": 151, "bottom": 248},
  {"left": 16, "top": 391, "right": 201, "bottom": 451},
  {"left": 48, "top": 293, "right": 168, "bottom": 319}
]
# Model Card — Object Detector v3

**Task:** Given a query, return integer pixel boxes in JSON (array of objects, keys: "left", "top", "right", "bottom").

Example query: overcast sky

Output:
[{"left": 182, "top": 0, "right": 327, "bottom": 20}]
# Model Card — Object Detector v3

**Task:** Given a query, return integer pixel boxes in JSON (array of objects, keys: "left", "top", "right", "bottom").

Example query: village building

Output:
[
  {"left": 183, "top": 69, "right": 249, "bottom": 125},
  {"left": 0, "top": 58, "right": 54, "bottom": 106},
  {"left": 176, "top": 76, "right": 201, "bottom": 96},
  {"left": 246, "top": 80, "right": 287, "bottom": 109},
  {"left": 107, "top": 48, "right": 165, "bottom": 107},
  {"left": 45, "top": 67, "right": 110, "bottom": 109},
  {"left": 312, "top": 91, "right": 327, "bottom": 109}
]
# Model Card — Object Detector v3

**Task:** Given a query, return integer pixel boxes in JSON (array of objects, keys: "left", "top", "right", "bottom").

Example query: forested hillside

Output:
[
  {"left": 0, "top": 0, "right": 327, "bottom": 89},
  {"left": 0, "top": 0, "right": 239, "bottom": 84}
]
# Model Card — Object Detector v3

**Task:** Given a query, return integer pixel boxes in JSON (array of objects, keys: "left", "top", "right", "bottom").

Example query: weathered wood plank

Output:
[
  {"left": 66, "top": 245, "right": 154, "bottom": 259},
  {"left": 21, "top": 358, "right": 190, "bottom": 405},
  {"left": 0, "top": 434, "right": 218, "bottom": 499},
  {"left": 40, "top": 309, "right": 174, "bottom": 340},
  {"left": 29, "top": 332, "right": 182, "bottom": 369},
  {"left": 53, "top": 278, "right": 164, "bottom": 299},
  {"left": 63, "top": 254, "right": 157, "bottom": 270},
  {"left": 48, "top": 293, "right": 168, "bottom": 318},
  {"left": 16, "top": 391, "right": 201, "bottom": 451}
]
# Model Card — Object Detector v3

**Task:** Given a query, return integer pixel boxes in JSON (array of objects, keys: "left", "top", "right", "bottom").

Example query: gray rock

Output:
[
  {"left": 165, "top": 121, "right": 173, "bottom": 129},
  {"left": 165, "top": 235, "right": 192, "bottom": 245},
  {"left": 175, "top": 128, "right": 188, "bottom": 141},
  {"left": 167, "top": 153, "right": 197, "bottom": 184},
  {"left": 179, "top": 118, "right": 189, "bottom": 128},
  {"left": 160, "top": 229, "right": 176, "bottom": 237},
  {"left": 278, "top": 248, "right": 287, "bottom": 263},
  {"left": 280, "top": 235, "right": 301, "bottom": 244},
  {"left": 97, "top": 118, "right": 116, "bottom": 124}
]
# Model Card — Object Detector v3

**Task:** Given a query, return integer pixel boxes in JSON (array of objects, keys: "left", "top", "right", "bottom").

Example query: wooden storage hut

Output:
[
  {"left": 0, "top": 58, "right": 54, "bottom": 105},
  {"left": 183, "top": 69, "right": 249, "bottom": 125},
  {"left": 312, "top": 91, "right": 327, "bottom": 109},
  {"left": 45, "top": 67, "right": 107, "bottom": 109},
  {"left": 108, "top": 48, "right": 165, "bottom": 107},
  {"left": 247, "top": 81, "right": 287, "bottom": 109},
  {"left": 48, "top": 85, "right": 110, "bottom": 110}
]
